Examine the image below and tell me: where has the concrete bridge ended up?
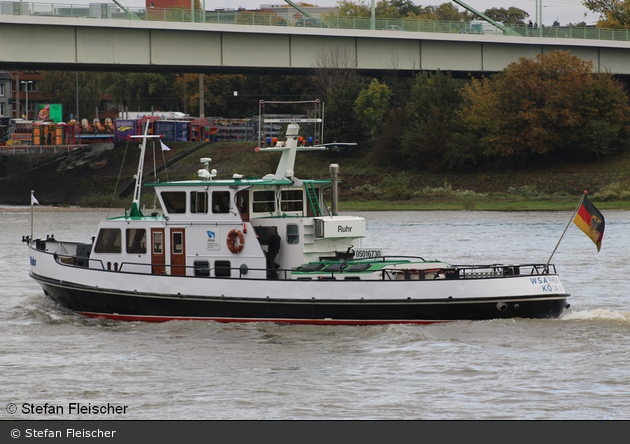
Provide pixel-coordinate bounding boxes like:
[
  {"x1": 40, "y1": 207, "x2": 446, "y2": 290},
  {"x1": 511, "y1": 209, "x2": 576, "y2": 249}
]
[{"x1": 2, "y1": 14, "x2": 630, "y2": 77}]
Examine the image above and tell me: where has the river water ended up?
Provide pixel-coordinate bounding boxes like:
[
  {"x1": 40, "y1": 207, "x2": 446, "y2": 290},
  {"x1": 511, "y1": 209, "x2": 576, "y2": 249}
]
[{"x1": 1, "y1": 208, "x2": 629, "y2": 420}]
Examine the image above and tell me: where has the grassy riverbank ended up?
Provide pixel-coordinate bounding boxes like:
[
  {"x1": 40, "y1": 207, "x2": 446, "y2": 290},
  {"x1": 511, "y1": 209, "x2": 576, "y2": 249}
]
[
  {"x1": 1, "y1": 141, "x2": 630, "y2": 211},
  {"x1": 339, "y1": 196, "x2": 630, "y2": 212}
]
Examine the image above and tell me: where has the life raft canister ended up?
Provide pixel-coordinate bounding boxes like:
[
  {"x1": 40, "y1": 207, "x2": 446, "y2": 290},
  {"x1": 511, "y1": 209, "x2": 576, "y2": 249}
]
[{"x1": 227, "y1": 229, "x2": 244, "y2": 254}]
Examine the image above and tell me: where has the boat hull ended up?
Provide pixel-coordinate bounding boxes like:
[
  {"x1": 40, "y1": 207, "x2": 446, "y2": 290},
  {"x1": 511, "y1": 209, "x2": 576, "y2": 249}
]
[{"x1": 34, "y1": 274, "x2": 568, "y2": 325}]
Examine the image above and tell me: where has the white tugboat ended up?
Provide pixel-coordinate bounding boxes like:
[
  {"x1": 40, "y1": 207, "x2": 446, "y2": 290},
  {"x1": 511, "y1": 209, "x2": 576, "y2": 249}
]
[{"x1": 25, "y1": 104, "x2": 570, "y2": 325}]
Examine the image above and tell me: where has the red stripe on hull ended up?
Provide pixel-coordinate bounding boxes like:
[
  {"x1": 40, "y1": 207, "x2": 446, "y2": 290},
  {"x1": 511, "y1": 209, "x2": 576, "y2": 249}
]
[{"x1": 78, "y1": 311, "x2": 451, "y2": 326}]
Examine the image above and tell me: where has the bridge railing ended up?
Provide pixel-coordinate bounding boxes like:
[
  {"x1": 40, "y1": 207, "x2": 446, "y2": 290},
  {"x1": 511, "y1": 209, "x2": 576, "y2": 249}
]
[{"x1": 3, "y1": 2, "x2": 630, "y2": 43}]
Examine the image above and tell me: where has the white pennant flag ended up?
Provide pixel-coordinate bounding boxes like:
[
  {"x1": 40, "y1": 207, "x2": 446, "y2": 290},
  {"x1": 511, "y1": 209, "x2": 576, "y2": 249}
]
[
  {"x1": 160, "y1": 140, "x2": 171, "y2": 152},
  {"x1": 31, "y1": 193, "x2": 39, "y2": 205}
]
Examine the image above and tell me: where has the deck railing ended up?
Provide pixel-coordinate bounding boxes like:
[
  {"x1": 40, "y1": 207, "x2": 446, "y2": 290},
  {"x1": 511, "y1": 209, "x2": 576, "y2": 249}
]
[
  {"x1": 3, "y1": 2, "x2": 630, "y2": 43},
  {"x1": 48, "y1": 247, "x2": 557, "y2": 283}
]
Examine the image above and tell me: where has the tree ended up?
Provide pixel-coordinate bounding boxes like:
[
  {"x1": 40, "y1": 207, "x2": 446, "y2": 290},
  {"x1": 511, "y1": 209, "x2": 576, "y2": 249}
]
[
  {"x1": 401, "y1": 70, "x2": 465, "y2": 170},
  {"x1": 387, "y1": 0, "x2": 422, "y2": 17},
  {"x1": 38, "y1": 71, "x2": 102, "y2": 122},
  {"x1": 307, "y1": 46, "x2": 366, "y2": 146},
  {"x1": 323, "y1": 81, "x2": 367, "y2": 148},
  {"x1": 105, "y1": 73, "x2": 179, "y2": 113},
  {"x1": 333, "y1": 1, "x2": 420, "y2": 18},
  {"x1": 583, "y1": 0, "x2": 630, "y2": 28},
  {"x1": 370, "y1": 106, "x2": 409, "y2": 166},
  {"x1": 333, "y1": 0, "x2": 371, "y2": 17},
  {"x1": 483, "y1": 7, "x2": 529, "y2": 24},
  {"x1": 579, "y1": 73, "x2": 630, "y2": 160},
  {"x1": 433, "y1": 3, "x2": 467, "y2": 21},
  {"x1": 376, "y1": 0, "x2": 422, "y2": 18},
  {"x1": 172, "y1": 74, "x2": 250, "y2": 117},
  {"x1": 354, "y1": 79, "x2": 392, "y2": 136},
  {"x1": 249, "y1": 74, "x2": 315, "y2": 112},
  {"x1": 309, "y1": 46, "x2": 360, "y2": 103},
  {"x1": 457, "y1": 51, "x2": 630, "y2": 166},
  {"x1": 331, "y1": 1, "x2": 469, "y2": 20}
]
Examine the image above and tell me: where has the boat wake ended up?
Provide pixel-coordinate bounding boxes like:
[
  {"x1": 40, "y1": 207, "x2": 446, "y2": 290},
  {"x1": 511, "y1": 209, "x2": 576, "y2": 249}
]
[
  {"x1": 561, "y1": 308, "x2": 630, "y2": 324},
  {"x1": 27, "y1": 296, "x2": 93, "y2": 325}
]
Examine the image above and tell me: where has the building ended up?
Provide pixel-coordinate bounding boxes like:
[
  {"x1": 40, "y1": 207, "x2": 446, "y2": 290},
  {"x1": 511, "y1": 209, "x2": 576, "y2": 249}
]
[
  {"x1": 0, "y1": 71, "x2": 12, "y2": 118},
  {"x1": 0, "y1": 70, "x2": 45, "y2": 120},
  {"x1": 146, "y1": 0, "x2": 189, "y2": 9}
]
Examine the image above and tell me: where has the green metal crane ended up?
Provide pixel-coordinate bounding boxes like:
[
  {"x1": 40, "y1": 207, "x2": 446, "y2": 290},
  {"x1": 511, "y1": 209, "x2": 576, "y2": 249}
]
[
  {"x1": 451, "y1": 0, "x2": 521, "y2": 36},
  {"x1": 111, "y1": 0, "x2": 141, "y2": 20},
  {"x1": 283, "y1": 0, "x2": 318, "y2": 21}
]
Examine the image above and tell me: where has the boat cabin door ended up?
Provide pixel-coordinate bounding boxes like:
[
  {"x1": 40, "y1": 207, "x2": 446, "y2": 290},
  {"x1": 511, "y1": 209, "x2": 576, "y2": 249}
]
[
  {"x1": 170, "y1": 228, "x2": 186, "y2": 276},
  {"x1": 151, "y1": 228, "x2": 166, "y2": 275}
]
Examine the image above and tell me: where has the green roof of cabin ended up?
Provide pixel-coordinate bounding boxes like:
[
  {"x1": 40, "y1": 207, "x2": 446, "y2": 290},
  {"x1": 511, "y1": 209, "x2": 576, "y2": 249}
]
[{"x1": 144, "y1": 178, "x2": 332, "y2": 187}]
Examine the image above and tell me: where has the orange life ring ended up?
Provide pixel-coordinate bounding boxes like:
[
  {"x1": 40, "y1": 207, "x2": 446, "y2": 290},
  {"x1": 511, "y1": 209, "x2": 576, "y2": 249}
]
[{"x1": 227, "y1": 229, "x2": 244, "y2": 254}]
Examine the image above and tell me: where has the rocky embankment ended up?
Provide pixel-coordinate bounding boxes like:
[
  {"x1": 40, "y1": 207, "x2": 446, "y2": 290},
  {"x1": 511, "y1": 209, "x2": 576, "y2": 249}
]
[
  {"x1": 0, "y1": 143, "x2": 120, "y2": 206},
  {"x1": 0, "y1": 142, "x2": 212, "y2": 206}
]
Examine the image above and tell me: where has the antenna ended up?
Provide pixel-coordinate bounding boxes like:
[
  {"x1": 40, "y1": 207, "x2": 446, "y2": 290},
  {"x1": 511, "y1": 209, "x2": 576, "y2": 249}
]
[{"x1": 257, "y1": 99, "x2": 324, "y2": 149}]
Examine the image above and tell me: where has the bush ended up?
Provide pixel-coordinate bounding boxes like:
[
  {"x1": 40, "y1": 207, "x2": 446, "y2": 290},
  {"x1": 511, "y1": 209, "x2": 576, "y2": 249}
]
[
  {"x1": 379, "y1": 173, "x2": 413, "y2": 200},
  {"x1": 593, "y1": 181, "x2": 630, "y2": 201},
  {"x1": 508, "y1": 185, "x2": 539, "y2": 196},
  {"x1": 419, "y1": 182, "x2": 453, "y2": 196},
  {"x1": 415, "y1": 182, "x2": 486, "y2": 199},
  {"x1": 462, "y1": 200, "x2": 476, "y2": 210}
]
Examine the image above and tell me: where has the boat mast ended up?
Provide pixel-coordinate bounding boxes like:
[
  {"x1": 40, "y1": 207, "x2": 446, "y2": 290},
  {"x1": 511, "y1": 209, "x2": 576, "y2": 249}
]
[
  {"x1": 129, "y1": 118, "x2": 159, "y2": 217},
  {"x1": 256, "y1": 100, "x2": 326, "y2": 181},
  {"x1": 257, "y1": 122, "x2": 326, "y2": 181}
]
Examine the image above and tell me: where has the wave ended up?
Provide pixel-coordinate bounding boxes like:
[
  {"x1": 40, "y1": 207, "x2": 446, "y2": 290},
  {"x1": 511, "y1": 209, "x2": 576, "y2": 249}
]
[{"x1": 561, "y1": 308, "x2": 630, "y2": 323}]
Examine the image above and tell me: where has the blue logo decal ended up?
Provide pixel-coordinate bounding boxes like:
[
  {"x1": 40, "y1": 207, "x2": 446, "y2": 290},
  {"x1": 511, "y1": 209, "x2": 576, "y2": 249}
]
[
  {"x1": 30, "y1": 256, "x2": 36, "y2": 266},
  {"x1": 207, "y1": 231, "x2": 216, "y2": 239}
]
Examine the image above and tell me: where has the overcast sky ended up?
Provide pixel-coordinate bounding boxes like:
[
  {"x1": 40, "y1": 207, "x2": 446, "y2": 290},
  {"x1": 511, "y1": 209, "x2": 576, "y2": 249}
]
[{"x1": 95, "y1": 1, "x2": 600, "y2": 26}]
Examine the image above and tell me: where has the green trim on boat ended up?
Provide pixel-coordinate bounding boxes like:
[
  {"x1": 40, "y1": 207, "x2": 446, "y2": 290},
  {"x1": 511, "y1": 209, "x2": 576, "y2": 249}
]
[
  {"x1": 128, "y1": 202, "x2": 144, "y2": 218},
  {"x1": 292, "y1": 259, "x2": 447, "y2": 274},
  {"x1": 144, "y1": 179, "x2": 332, "y2": 188},
  {"x1": 145, "y1": 179, "x2": 294, "y2": 188}
]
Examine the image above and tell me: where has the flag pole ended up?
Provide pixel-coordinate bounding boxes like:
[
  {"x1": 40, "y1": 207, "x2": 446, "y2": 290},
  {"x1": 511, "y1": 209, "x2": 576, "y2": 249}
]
[
  {"x1": 30, "y1": 189, "x2": 35, "y2": 242},
  {"x1": 545, "y1": 191, "x2": 586, "y2": 271}
]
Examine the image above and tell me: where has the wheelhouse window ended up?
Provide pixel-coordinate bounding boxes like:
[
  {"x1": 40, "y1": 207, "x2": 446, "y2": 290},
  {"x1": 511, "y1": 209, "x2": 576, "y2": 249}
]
[
  {"x1": 212, "y1": 191, "x2": 231, "y2": 214},
  {"x1": 94, "y1": 228, "x2": 121, "y2": 253},
  {"x1": 191, "y1": 191, "x2": 208, "y2": 214},
  {"x1": 253, "y1": 190, "x2": 275, "y2": 213},
  {"x1": 281, "y1": 189, "x2": 303, "y2": 212},
  {"x1": 287, "y1": 224, "x2": 299, "y2": 244},
  {"x1": 126, "y1": 228, "x2": 147, "y2": 254},
  {"x1": 161, "y1": 191, "x2": 186, "y2": 214}
]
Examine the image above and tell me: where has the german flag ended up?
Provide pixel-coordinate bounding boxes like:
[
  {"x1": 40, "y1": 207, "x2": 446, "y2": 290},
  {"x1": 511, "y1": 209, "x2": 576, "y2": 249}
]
[{"x1": 573, "y1": 193, "x2": 605, "y2": 252}]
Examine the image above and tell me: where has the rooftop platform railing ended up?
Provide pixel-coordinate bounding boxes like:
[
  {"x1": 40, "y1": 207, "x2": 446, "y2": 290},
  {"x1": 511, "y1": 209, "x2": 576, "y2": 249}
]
[{"x1": 3, "y1": 2, "x2": 630, "y2": 42}]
